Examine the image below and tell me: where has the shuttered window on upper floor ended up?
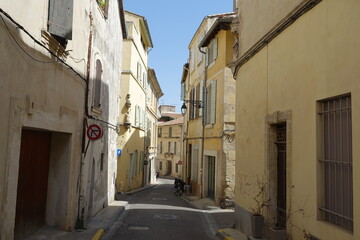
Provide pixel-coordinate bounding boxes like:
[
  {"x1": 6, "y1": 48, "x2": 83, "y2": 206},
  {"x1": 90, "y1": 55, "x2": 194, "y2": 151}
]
[
  {"x1": 48, "y1": 0, "x2": 73, "y2": 43},
  {"x1": 97, "y1": 0, "x2": 110, "y2": 18}
]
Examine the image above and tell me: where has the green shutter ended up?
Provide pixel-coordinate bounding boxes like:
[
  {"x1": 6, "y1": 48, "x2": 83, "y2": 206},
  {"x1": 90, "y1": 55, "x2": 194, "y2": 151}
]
[{"x1": 210, "y1": 80, "x2": 217, "y2": 124}]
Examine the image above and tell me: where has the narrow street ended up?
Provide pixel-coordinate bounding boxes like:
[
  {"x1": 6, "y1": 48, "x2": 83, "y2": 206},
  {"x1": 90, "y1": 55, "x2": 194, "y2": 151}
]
[{"x1": 105, "y1": 178, "x2": 218, "y2": 240}]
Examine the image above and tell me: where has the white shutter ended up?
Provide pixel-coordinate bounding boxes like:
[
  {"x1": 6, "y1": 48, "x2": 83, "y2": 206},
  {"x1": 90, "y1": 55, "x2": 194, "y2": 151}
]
[
  {"x1": 213, "y1": 38, "x2": 218, "y2": 61},
  {"x1": 137, "y1": 62, "x2": 141, "y2": 81},
  {"x1": 205, "y1": 48, "x2": 209, "y2": 66},
  {"x1": 210, "y1": 80, "x2": 217, "y2": 124},
  {"x1": 135, "y1": 105, "x2": 139, "y2": 127}
]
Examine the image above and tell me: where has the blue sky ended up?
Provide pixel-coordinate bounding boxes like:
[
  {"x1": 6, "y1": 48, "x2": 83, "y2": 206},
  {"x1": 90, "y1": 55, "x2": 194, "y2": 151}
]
[{"x1": 123, "y1": 0, "x2": 233, "y2": 112}]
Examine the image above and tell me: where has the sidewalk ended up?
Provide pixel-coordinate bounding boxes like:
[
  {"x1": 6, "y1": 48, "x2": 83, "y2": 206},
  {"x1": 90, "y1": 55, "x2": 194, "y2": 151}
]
[
  {"x1": 181, "y1": 194, "x2": 268, "y2": 240},
  {"x1": 25, "y1": 201, "x2": 128, "y2": 240},
  {"x1": 25, "y1": 184, "x2": 157, "y2": 240}
]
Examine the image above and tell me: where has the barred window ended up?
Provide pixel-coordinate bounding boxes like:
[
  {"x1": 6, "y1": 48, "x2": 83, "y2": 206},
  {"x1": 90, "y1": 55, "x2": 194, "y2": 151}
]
[{"x1": 318, "y1": 94, "x2": 353, "y2": 231}]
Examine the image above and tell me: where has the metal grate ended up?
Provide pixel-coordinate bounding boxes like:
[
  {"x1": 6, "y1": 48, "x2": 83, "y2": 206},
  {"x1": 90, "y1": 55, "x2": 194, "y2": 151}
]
[{"x1": 318, "y1": 94, "x2": 353, "y2": 231}]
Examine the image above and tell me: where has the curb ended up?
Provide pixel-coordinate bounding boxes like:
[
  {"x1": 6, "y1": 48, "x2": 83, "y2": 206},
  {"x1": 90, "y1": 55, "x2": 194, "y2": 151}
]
[
  {"x1": 92, "y1": 229, "x2": 105, "y2": 240},
  {"x1": 124, "y1": 184, "x2": 158, "y2": 195},
  {"x1": 216, "y1": 229, "x2": 234, "y2": 240}
]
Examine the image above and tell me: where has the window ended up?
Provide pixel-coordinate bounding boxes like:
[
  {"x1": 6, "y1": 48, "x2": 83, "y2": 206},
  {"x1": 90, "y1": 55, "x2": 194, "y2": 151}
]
[
  {"x1": 197, "y1": 32, "x2": 204, "y2": 64},
  {"x1": 160, "y1": 161, "x2": 163, "y2": 170},
  {"x1": 318, "y1": 94, "x2": 352, "y2": 231},
  {"x1": 206, "y1": 80, "x2": 217, "y2": 124},
  {"x1": 175, "y1": 164, "x2": 179, "y2": 173},
  {"x1": 160, "y1": 142, "x2": 163, "y2": 153},
  {"x1": 94, "y1": 59, "x2": 102, "y2": 108},
  {"x1": 125, "y1": 21, "x2": 134, "y2": 38},
  {"x1": 174, "y1": 142, "x2": 177, "y2": 154},
  {"x1": 137, "y1": 62, "x2": 142, "y2": 83},
  {"x1": 195, "y1": 83, "x2": 200, "y2": 118},
  {"x1": 206, "y1": 38, "x2": 218, "y2": 66},
  {"x1": 191, "y1": 146, "x2": 199, "y2": 181},
  {"x1": 96, "y1": 0, "x2": 109, "y2": 18},
  {"x1": 168, "y1": 142, "x2": 171, "y2": 153},
  {"x1": 100, "y1": 153, "x2": 104, "y2": 171},
  {"x1": 158, "y1": 128, "x2": 162, "y2": 137},
  {"x1": 181, "y1": 82, "x2": 185, "y2": 101},
  {"x1": 169, "y1": 127, "x2": 172, "y2": 137},
  {"x1": 48, "y1": 0, "x2": 73, "y2": 47}
]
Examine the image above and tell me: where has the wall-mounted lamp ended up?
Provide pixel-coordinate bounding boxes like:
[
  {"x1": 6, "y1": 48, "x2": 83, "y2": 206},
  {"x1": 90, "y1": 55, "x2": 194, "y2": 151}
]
[{"x1": 181, "y1": 100, "x2": 203, "y2": 115}]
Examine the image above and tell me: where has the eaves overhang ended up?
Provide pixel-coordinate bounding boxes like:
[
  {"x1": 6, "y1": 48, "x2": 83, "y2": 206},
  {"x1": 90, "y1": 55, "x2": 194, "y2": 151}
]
[
  {"x1": 140, "y1": 18, "x2": 154, "y2": 48},
  {"x1": 199, "y1": 16, "x2": 235, "y2": 48}
]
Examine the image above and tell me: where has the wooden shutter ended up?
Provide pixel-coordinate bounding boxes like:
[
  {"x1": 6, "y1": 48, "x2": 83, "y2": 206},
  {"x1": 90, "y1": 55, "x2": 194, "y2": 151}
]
[
  {"x1": 94, "y1": 60, "x2": 102, "y2": 108},
  {"x1": 205, "y1": 48, "x2": 209, "y2": 66},
  {"x1": 135, "y1": 105, "x2": 139, "y2": 127},
  {"x1": 213, "y1": 38, "x2": 218, "y2": 61},
  {"x1": 210, "y1": 80, "x2": 217, "y2": 124},
  {"x1": 48, "y1": 0, "x2": 74, "y2": 39}
]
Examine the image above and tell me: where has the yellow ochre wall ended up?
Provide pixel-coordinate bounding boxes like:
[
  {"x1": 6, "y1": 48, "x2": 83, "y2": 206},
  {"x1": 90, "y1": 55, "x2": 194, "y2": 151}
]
[{"x1": 234, "y1": 0, "x2": 360, "y2": 239}]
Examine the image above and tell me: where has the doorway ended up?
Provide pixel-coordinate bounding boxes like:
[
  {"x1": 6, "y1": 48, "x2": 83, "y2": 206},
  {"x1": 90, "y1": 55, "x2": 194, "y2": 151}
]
[
  {"x1": 167, "y1": 160, "x2": 172, "y2": 175},
  {"x1": 276, "y1": 124, "x2": 286, "y2": 228},
  {"x1": 207, "y1": 156, "x2": 216, "y2": 199},
  {"x1": 14, "y1": 129, "x2": 52, "y2": 240}
]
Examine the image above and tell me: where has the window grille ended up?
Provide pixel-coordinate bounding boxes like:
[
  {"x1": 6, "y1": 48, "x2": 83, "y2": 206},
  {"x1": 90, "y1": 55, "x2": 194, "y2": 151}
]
[{"x1": 318, "y1": 94, "x2": 353, "y2": 231}]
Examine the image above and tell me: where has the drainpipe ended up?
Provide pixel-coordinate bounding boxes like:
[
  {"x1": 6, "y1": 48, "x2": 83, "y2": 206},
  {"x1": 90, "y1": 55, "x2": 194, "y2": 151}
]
[
  {"x1": 182, "y1": 65, "x2": 190, "y2": 185},
  {"x1": 78, "y1": 9, "x2": 93, "y2": 228},
  {"x1": 199, "y1": 46, "x2": 207, "y2": 199}
]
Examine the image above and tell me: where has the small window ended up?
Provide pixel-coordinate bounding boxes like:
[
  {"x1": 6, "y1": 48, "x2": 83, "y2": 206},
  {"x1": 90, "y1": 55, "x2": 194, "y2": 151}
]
[
  {"x1": 175, "y1": 164, "x2": 179, "y2": 173},
  {"x1": 158, "y1": 128, "x2": 162, "y2": 137},
  {"x1": 206, "y1": 38, "x2": 218, "y2": 66},
  {"x1": 160, "y1": 142, "x2": 163, "y2": 153},
  {"x1": 174, "y1": 142, "x2": 177, "y2": 154},
  {"x1": 168, "y1": 142, "x2": 171, "y2": 153},
  {"x1": 94, "y1": 60, "x2": 102, "y2": 108},
  {"x1": 169, "y1": 127, "x2": 172, "y2": 137},
  {"x1": 159, "y1": 161, "x2": 163, "y2": 170},
  {"x1": 97, "y1": 0, "x2": 109, "y2": 18},
  {"x1": 100, "y1": 153, "x2": 104, "y2": 171}
]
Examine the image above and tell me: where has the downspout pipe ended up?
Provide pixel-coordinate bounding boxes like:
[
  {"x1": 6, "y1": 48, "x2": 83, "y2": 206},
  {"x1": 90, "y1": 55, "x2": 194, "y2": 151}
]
[{"x1": 199, "y1": 46, "x2": 207, "y2": 199}]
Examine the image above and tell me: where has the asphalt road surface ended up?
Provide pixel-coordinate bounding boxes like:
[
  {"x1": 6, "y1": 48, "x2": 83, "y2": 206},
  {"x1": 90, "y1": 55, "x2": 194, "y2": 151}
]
[{"x1": 105, "y1": 178, "x2": 218, "y2": 240}]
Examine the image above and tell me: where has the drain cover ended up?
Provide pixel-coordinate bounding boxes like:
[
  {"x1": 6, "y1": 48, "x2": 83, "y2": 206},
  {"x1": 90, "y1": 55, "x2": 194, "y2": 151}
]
[
  {"x1": 154, "y1": 214, "x2": 179, "y2": 220},
  {"x1": 128, "y1": 225, "x2": 149, "y2": 231}
]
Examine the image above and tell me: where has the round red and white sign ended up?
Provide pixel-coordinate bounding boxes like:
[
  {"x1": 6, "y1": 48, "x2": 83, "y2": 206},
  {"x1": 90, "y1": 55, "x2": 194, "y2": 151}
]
[
  {"x1": 178, "y1": 160, "x2": 183, "y2": 165},
  {"x1": 87, "y1": 124, "x2": 102, "y2": 140}
]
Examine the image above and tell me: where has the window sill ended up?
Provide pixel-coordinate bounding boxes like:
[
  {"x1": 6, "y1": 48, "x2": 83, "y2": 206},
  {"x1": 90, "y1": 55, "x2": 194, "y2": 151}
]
[
  {"x1": 91, "y1": 106, "x2": 102, "y2": 117},
  {"x1": 205, "y1": 124, "x2": 214, "y2": 129}
]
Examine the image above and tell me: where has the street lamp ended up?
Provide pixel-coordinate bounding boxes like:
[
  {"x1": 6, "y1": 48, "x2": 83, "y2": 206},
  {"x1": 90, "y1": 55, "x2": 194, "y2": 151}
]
[{"x1": 181, "y1": 100, "x2": 203, "y2": 115}]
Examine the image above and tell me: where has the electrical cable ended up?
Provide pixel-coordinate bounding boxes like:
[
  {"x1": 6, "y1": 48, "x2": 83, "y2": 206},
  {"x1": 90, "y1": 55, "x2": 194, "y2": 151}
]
[
  {"x1": 0, "y1": 8, "x2": 119, "y2": 131},
  {"x1": 0, "y1": 14, "x2": 56, "y2": 64},
  {"x1": 0, "y1": 8, "x2": 86, "y2": 82}
]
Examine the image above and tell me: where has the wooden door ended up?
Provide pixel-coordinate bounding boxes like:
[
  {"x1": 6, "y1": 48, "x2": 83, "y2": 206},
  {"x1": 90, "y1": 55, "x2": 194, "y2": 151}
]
[
  {"x1": 14, "y1": 129, "x2": 51, "y2": 240},
  {"x1": 276, "y1": 124, "x2": 286, "y2": 228},
  {"x1": 207, "y1": 156, "x2": 215, "y2": 199}
]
